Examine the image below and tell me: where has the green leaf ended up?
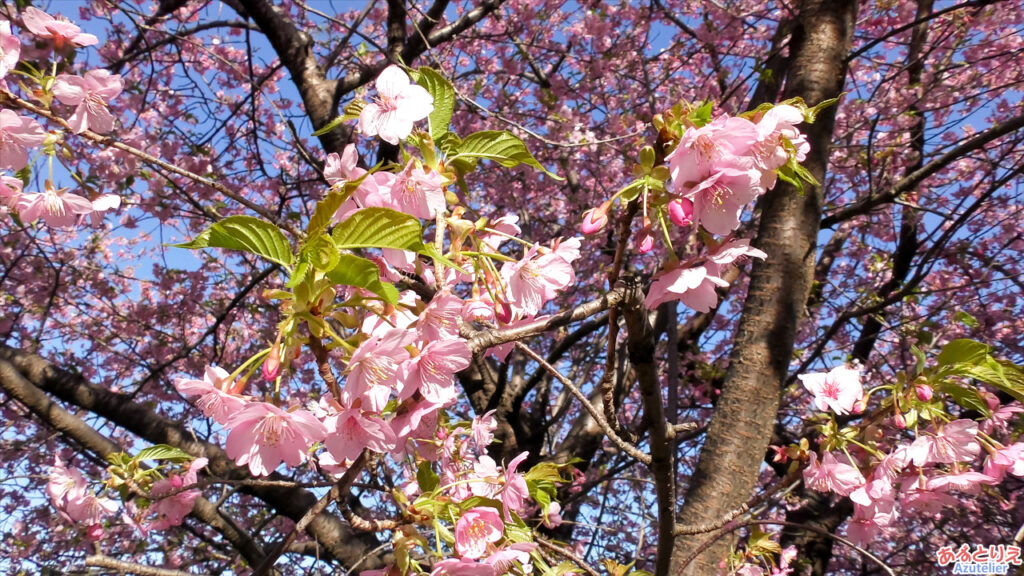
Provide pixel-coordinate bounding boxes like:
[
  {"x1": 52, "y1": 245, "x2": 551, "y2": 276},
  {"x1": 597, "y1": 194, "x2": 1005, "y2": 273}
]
[
  {"x1": 332, "y1": 207, "x2": 426, "y2": 252},
  {"x1": 417, "y1": 67, "x2": 455, "y2": 139},
  {"x1": 312, "y1": 115, "x2": 346, "y2": 137},
  {"x1": 306, "y1": 191, "x2": 346, "y2": 238},
  {"x1": 805, "y1": 95, "x2": 841, "y2": 124},
  {"x1": 136, "y1": 444, "x2": 193, "y2": 463},
  {"x1": 174, "y1": 216, "x2": 293, "y2": 268},
  {"x1": 325, "y1": 254, "x2": 400, "y2": 304},
  {"x1": 453, "y1": 130, "x2": 562, "y2": 179},
  {"x1": 955, "y1": 311, "x2": 979, "y2": 328},
  {"x1": 936, "y1": 382, "x2": 992, "y2": 417},
  {"x1": 416, "y1": 461, "x2": 440, "y2": 492},
  {"x1": 775, "y1": 164, "x2": 804, "y2": 194},
  {"x1": 937, "y1": 339, "x2": 991, "y2": 367},
  {"x1": 286, "y1": 260, "x2": 310, "y2": 288},
  {"x1": 689, "y1": 100, "x2": 714, "y2": 127}
]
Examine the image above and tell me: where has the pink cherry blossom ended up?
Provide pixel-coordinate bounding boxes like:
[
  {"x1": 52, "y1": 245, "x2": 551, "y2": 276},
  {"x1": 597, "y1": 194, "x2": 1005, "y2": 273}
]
[
  {"x1": 477, "y1": 215, "x2": 521, "y2": 253},
  {"x1": 430, "y1": 558, "x2": 495, "y2": 576},
  {"x1": 417, "y1": 292, "x2": 464, "y2": 341},
  {"x1": 383, "y1": 161, "x2": 447, "y2": 219},
  {"x1": 500, "y1": 451, "x2": 530, "y2": 521},
  {"x1": 484, "y1": 543, "x2": 536, "y2": 572},
  {"x1": 454, "y1": 506, "x2": 504, "y2": 559},
  {"x1": 501, "y1": 246, "x2": 575, "y2": 317},
  {"x1": 983, "y1": 442, "x2": 1024, "y2": 481},
  {"x1": 0, "y1": 173, "x2": 23, "y2": 211},
  {"x1": 359, "y1": 65, "x2": 433, "y2": 144},
  {"x1": 147, "y1": 458, "x2": 208, "y2": 531},
  {"x1": 581, "y1": 206, "x2": 608, "y2": 234},
  {"x1": 223, "y1": 403, "x2": 326, "y2": 476},
  {"x1": 907, "y1": 419, "x2": 981, "y2": 467},
  {"x1": 751, "y1": 104, "x2": 808, "y2": 172},
  {"x1": 0, "y1": 109, "x2": 47, "y2": 171},
  {"x1": 803, "y1": 451, "x2": 865, "y2": 496},
  {"x1": 681, "y1": 167, "x2": 764, "y2": 235},
  {"x1": 0, "y1": 21, "x2": 20, "y2": 80},
  {"x1": 324, "y1": 405, "x2": 397, "y2": 461},
  {"x1": 798, "y1": 364, "x2": 863, "y2": 415},
  {"x1": 400, "y1": 338, "x2": 472, "y2": 404},
  {"x1": 667, "y1": 197, "x2": 694, "y2": 226},
  {"x1": 645, "y1": 239, "x2": 767, "y2": 310},
  {"x1": 48, "y1": 456, "x2": 117, "y2": 531},
  {"x1": 18, "y1": 182, "x2": 94, "y2": 228},
  {"x1": 52, "y1": 70, "x2": 124, "y2": 134},
  {"x1": 343, "y1": 327, "x2": 412, "y2": 412},
  {"x1": 174, "y1": 366, "x2": 247, "y2": 425},
  {"x1": 667, "y1": 114, "x2": 758, "y2": 188},
  {"x1": 925, "y1": 471, "x2": 997, "y2": 494},
  {"x1": 21, "y1": 7, "x2": 99, "y2": 48}
]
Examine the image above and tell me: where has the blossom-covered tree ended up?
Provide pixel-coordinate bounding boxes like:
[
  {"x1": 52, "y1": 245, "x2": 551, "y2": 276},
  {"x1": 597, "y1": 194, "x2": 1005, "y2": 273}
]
[{"x1": 1, "y1": 1, "x2": 1022, "y2": 576}]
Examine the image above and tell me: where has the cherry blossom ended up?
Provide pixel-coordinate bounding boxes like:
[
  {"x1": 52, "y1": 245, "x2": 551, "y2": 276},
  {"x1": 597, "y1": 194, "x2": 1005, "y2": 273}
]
[
  {"x1": 0, "y1": 109, "x2": 46, "y2": 171},
  {"x1": 173, "y1": 366, "x2": 247, "y2": 425},
  {"x1": 52, "y1": 70, "x2": 124, "y2": 134},
  {"x1": 147, "y1": 458, "x2": 208, "y2": 531},
  {"x1": 0, "y1": 21, "x2": 20, "y2": 80},
  {"x1": 803, "y1": 452, "x2": 865, "y2": 496},
  {"x1": 17, "y1": 181, "x2": 94, "y2": 228},
  {"x1": 359, "y1": 65, "x2": 433, "y2": 145},
  {"x1": 798, "y1": 364, "x2": 863, "y2": 415},
  {"x1": 455, "y1": 506, "x2": 504, "y2": 559},
  {"x1": 907, "y1": 419, "x2": 981, "y2": 466},
  {"x1": 223, "y1": 403, "x2": 327, "y2": 476},
  {"x1": 20, "y1": 7, "x2": 99, "y2": 48},
  {"x1": 645, "y1": 239, "x2": 767, "y2": 310}
]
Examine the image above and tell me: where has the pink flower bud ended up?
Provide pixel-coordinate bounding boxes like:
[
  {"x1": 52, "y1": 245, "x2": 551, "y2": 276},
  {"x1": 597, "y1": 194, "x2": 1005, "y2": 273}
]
[
  {"x1": 581, "y1": 206, "x2": 608, "y2": 235},
  {"x1": 262, "y1": 343, "x2": 281, "y2": 381},
  {"x1": 915, "y1": 384, "x2": 933, "y2": 402},
  {"x1": 667, "y1": 198, "x2": 693, "y2": 226},
  {"x1": 893, "y1": 413, "x2": 907, "y2": 429},
  {"x1": 637, "y1": 228, "x2": 654, "y2": 254},
  {"x1": 495, "y1": 299, "x2": 513, "y2": 324}
]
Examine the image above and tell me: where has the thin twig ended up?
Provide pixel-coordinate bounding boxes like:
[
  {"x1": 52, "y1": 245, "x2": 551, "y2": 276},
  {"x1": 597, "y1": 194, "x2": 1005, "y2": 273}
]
[
  {"x1": 253, "y1": 451, "x2": 368, "y2": 576},
  {"x1": 513, "y1": 342, "x2": 650, "y2": 465},
  {"x1": 86, "y1": 556, "x2": 208, "y2": 576}
]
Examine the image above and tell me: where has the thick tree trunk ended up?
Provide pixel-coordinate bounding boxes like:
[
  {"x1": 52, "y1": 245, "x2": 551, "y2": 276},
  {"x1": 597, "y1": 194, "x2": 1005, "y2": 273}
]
[{"x1": 670, "y1": 0, "x2": 857, "y2": 573}]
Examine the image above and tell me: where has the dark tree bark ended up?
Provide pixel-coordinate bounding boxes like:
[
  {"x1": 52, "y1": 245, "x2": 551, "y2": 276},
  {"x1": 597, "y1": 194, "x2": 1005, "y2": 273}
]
[{"x1": 671, "y1": 0, "x2": 858, "y2": 572}]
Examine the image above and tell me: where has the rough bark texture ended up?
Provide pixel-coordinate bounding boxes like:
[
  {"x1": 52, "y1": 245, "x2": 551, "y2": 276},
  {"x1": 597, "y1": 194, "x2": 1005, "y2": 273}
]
[{"x1": 670, "y1": 0, "x2": 858, "y2": 572}]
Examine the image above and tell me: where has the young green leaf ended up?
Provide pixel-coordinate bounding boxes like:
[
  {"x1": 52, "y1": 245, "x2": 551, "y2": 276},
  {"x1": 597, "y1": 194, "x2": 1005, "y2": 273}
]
[
  {"x1": 332, "y1": 207, "x2": 427, "y2": 252},
  {"x1": 453, "y1": 130, "x2": 563, "y2": 179},
  {"x1": 416, "y1": 67, "x2": 455, "y2": 139},
  {"x1": 135, "y1": 444, "x2": 194, "y2": 463},
  {"x1": 173, "y1": 216, "x2": 293, "y2": 268},
  {"x1": 325, "y1": 254, "x2": 400, "y2": 304}
]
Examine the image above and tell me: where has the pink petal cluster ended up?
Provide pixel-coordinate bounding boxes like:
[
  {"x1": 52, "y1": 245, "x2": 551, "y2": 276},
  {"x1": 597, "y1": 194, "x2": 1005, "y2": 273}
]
[
  {"x1": 0, "y1": 109, "x2": 47, "y2": 171},
  {"x1": 359, "y1": 65, "x2": 433, "y2": 144},
  {"x1": 18, "y1": 181, "x2": 94, "y2": 227},
  {"x1": 21, "y1": 7, "x2": 99, "y2": 48},
  {"x1": 798, "y1": 364, "x2": 863, "y2": 415},
  {"x1": 53, "y1": 70, "x2": 124, "y2": 134},
  {"x1": 174, "y1": 366, "x2": 247, "y2": 425},
  {"x1": 500, "y1": 241, "x2": 580, "y2": 317},
  {"x1": 455, "y1": 507, "x2": 504, "y2": 559},
  {"x1": 47, "y1": 456, "x2": 118, "y2": 539},
  {"x1": 223, "y1": 402, "x2": 327, "y2": 476},
  {"x1": 0, "y1": 21, "x2": 21, "y2": 81},
  {"x1": 147, "y1": 458, "x2": 208, "y2": 531},
  {"x1": 645, "y1": 239, "x2": 766, "y2": 310},
  {"x1": 803, "y1": 452, "x2": 865, "y2": 496}
]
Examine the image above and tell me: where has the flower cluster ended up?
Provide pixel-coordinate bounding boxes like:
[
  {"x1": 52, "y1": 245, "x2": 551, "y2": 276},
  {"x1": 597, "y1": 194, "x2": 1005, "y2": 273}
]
[
  {"x1": 0, "y1": 7, "x2": 123, "y2": 228},
  {"x1": 46, "y1": 456, "x2": 118, "y2": 541}
]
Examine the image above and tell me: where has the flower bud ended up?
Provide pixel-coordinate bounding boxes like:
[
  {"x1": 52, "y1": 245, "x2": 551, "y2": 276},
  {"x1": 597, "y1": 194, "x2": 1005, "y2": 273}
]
[
  {"x1": 262, "y1": 342, "x2": 281, "y2": 381},
  {"x1": 915, "y1": 384, "x2": 933, "y2": 402},
  {"x1": 893, "y1": 413, "x2": 907, "y2": 429},
  {"x1": 637, "y1": 226, "x2": 654, "y2": 254},
  {"x1": 667, "y1": 198, "x2": 694, "y2": 226},
  {"x1": 580, "y1": 206, "x2": 608, "y2": 235},
  {"x1": 495, "y1": 299, "x2": 513, "y2": 324}
]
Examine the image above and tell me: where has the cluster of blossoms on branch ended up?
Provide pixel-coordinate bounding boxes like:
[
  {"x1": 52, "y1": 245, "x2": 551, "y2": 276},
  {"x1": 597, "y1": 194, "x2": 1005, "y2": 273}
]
[
  {"x1": 0, "y1": 8, "x2": 122, "y2": 228},
  {"x1": 788, "y1": 349, "x2": 1024, "y2": 546},
  {"x1": 579, "y1": 100, "x2": 820, "y2": 313}
]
